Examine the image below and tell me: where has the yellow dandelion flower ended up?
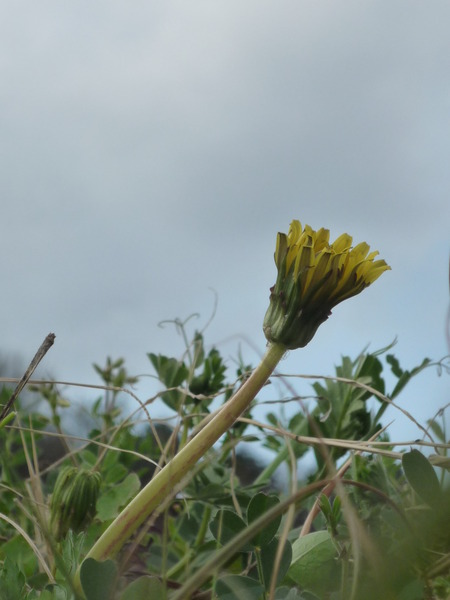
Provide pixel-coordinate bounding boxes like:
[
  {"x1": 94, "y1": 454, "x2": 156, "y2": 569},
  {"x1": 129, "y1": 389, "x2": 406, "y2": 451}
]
[{"x1": 263, "y1": 220, "x2": 390, "y2": 349}]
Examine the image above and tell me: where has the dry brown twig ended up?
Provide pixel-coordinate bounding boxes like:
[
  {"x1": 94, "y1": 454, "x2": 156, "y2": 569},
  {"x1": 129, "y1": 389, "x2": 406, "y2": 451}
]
[{"x1": 0, "y1": 333, "x2": 55, "y2": 422}]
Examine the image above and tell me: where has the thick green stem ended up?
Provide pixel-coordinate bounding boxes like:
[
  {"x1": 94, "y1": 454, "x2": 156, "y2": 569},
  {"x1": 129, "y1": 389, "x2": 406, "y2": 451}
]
[{"x1": 74, "y1": 343, "x2": 285, "y2": 592}]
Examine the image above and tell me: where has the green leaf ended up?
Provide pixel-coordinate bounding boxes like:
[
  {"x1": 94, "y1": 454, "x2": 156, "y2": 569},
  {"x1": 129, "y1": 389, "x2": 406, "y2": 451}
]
[
  {"x1": 402, "y1": 450, "x2": 441, "y2": 507},
  {"x1": 274, "y1": 587, "x2": 315, "y2": 599},
  {"x1": 266, "y1": 412, "x2": 279, "y2": 427},
  {"x1": 247, "y1": 493, "x2": 281, "y2": 547},
  {"x1": 209, "y1": 509, "x2": 252, "y2": 551},
  {"x1": 96, "y1": 473, "x2": 140, "y2": 521},
  {"x1": 103, "y1": 462, "x2": 128, "y2": 485},
  {"x1": 426, "y1": 419, "x2": 445, "y2": 442},
  {"x1": 0, "y1": 557, "x2": 26, "y2": 600},
  {"x1": 318, "y1": 494, "x2": 332, "y2": 519},
  {"x1": 0, "y1": 535, "x2": 37, "y2": 578},
  {"x1": 58, "y1": 531, "x2": 86, "y2": 578},
  {"x1": 119, "y1": 576, "x2": 164, "y2": 599},
  {"x1": 396, "y1": 579, "x2": 425, "y2": 600},
  {"x1": 358, "y1": 354, "x2": 385, "y2": 397},
  {"x1": 148, "y1": 353, "x2": 188, "y2": 388},
  {"x1": 32, "y1": 592, "x2": 52, "y2": 600},
  {"x1": 288, "y1": 531, "x2": 340, "y2": 595},
  {"x1": 189, "y1": 348, "x2": 226, "y2": 398},
  {"x1": 148, "y1": 353, "x2": 189, "y2": 410},
  {"x1": 26, "y1": 591, "x2": 43, "y2": 600},
  {"x1": 216, "y1": 575, "x2": 264, "y2": 600},
  {"x1": 189, "y1": 483, "x2": 231, "y2": 501},
  {"x1": 386, "y1": 354, "x2": 403, "y2": 378},
  {"x1": 259, "y1": 537, "x2": 292, "y2": 589},
  {"x1": 40, "y1": 584, "x2": 68, "y2": 600},
  {"x1": 79, "y1": 449, "x2": 97, "y2": 467},
  {"x1": 80, "y1": 558, "x2": 117, "y2": 600},
  {"x1": 191, "y1": 331, "x2": 205, "y2": 370},
  {"x1": 388, "y1": 356, "x2": 431, "y2": 398},
  {"x1": 331, "y1": 496, "x2": 341, "y2": 523}
]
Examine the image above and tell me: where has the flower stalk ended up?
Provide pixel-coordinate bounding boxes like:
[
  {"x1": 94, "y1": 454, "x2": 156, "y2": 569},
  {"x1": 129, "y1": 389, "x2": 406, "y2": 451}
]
[{"x1": 74, "y1": 342, "x2": 286, "y2": 593}]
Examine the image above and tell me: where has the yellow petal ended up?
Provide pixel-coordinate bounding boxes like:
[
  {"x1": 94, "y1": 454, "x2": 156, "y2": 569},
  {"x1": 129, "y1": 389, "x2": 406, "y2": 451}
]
[
  {"x1": 314, "y1": 228, "x2": 330, "y2": 252},
  {"x1": 288, "y1": 220, "x2": 302, "y2": 244},
  {"x1": 359, "y1": 260, "x2": 391, "y2": 284},
  {"x1": 332, "y1": 233, "x2": 353, "y2": 253},
  {"x1": 293, "y1": 238, "x2": 314, "y2": 279},
  {"x1": 351, "y1": 242, "x2": 370, "y2": 261}
]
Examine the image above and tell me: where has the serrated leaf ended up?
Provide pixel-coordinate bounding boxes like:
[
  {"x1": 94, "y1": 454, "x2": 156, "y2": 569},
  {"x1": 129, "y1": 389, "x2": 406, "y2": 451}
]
[
  {"x1": 0, "y1": 557, "x2": 26, "y2": 600},
  {"x1": 386, "y1": 354, "x2": 403, "y2": 378},
  {"x1": 189, "y1": 348, "x2": 226, "y2": 398},
  {"x1": 402, "y1": 450, "x2": 441, "y2": 507},
  {"x1": 148, "y1": 353, "x2": 188, "y2": 388},
  {"x1": 147, "y1": 353, "x2": 189, "y2": 410},
  {"x1": 389, "y1": 357, "x2": 431, "y2": 399}
]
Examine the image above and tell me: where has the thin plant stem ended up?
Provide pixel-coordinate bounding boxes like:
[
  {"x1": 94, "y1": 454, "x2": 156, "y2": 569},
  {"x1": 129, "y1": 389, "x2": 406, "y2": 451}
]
[
  {"x1": 194, "y1": 505, "x2": 212, "y2": 548},
  {"x1": 254, "y1": 416, "x2": 308, "y2": 485}
]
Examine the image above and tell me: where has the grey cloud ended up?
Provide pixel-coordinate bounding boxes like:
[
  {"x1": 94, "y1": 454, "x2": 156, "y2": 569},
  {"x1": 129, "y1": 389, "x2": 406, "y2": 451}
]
[{"x1": 1, "y1": 1, "x2": 448, "y2": 438}]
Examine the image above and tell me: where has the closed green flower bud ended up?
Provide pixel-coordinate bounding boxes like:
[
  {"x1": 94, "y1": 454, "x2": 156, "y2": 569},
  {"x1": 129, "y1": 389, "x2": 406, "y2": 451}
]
[
  {"x1": 50, "y1": 466, "x2": 102, "y2": 540},
  {"x1": 263, "y1": 220, "x2": 390, "y2": 349}
]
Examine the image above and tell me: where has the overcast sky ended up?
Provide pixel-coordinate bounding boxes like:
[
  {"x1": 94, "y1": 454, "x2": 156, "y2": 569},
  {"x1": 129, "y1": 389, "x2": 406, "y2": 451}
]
[{"x1": 1, "y1": 1, "x2": 449, "y2": 442}]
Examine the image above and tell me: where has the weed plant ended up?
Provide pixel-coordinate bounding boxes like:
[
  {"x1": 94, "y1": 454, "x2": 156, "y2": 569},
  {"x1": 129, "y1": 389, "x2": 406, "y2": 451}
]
[{"x1": 0, "y1": 220, "x2": 448, "y2": 599}]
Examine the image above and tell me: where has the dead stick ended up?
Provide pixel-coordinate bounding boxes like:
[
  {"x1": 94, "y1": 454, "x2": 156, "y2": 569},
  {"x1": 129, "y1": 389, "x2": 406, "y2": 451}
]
[{"x1": 0, "y1": 333, "x2": 55, "y2": 421}]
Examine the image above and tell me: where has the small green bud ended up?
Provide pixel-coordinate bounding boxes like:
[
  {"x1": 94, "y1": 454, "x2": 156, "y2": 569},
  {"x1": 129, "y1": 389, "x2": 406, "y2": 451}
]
[{"x1": 50, "y1": 467, "x2": 102, "y2": 540}]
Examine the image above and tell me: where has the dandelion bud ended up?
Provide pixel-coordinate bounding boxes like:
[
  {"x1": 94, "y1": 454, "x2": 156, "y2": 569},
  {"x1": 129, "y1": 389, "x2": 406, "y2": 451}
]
[
  {"x1": 263, "y1": 220, "x2": 390, "y2": 349},
  {"x1": 50, "y1": 466, "x2": 102, "y2": 540}
]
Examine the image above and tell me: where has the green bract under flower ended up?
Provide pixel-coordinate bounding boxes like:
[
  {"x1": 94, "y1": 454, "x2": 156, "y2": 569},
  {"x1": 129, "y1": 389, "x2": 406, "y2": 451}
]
[{"x1": 263, "y1": 220, "x2": 390, "y2": 349}]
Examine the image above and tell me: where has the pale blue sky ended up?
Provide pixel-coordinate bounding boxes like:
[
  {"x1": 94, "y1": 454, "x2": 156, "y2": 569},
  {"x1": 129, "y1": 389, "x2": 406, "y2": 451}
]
[{"x1": 1, "y1": 1, "x2": 449, "y2": 442}]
